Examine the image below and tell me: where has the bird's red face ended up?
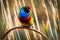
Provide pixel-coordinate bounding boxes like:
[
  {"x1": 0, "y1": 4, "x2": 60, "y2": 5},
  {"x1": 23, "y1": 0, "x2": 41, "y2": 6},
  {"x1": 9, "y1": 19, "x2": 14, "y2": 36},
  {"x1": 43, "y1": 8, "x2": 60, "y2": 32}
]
[
  {"x1": 26, "y1": 6, "x2": 30, "y2": 9},
  {"x1": 23, "y1": 6, "x2": 32, "y2": 13},
  {"x1": 26, "y1": 6, "x2": 32, "y2": 11}
]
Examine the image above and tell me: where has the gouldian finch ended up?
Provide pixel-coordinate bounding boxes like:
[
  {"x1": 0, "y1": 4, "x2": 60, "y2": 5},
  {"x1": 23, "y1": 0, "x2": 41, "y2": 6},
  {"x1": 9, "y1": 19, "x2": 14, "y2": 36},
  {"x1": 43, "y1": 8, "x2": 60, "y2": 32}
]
[{"x1": 19, "y1": 6, "x2": 34, "y2": 28}]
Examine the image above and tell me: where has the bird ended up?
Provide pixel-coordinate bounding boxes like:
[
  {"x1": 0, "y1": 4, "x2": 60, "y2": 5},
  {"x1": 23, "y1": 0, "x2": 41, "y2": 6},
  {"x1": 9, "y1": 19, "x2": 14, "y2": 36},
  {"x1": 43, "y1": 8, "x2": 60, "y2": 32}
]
[{"x1": 18, "y1": 6, "x2": 34, "y2": 28}]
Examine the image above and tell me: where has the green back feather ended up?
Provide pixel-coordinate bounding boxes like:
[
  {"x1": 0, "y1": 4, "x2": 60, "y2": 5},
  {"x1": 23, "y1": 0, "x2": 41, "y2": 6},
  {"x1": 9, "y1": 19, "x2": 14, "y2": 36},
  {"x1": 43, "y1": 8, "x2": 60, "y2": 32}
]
[{"x1": 30, "y1": 12, "x2": 34, "y2": 21}]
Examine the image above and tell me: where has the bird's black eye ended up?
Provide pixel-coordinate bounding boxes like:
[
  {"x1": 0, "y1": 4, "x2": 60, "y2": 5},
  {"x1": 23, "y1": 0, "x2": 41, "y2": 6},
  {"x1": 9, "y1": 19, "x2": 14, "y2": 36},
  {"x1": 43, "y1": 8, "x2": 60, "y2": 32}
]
[{"x1": 24, "y1": 8, "x2": 29, "y2": 13}]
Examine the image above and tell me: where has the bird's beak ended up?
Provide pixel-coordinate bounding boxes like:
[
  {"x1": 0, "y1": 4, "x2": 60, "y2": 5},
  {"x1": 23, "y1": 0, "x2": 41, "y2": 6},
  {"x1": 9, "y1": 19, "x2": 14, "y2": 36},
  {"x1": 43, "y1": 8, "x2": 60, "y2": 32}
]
[{"x1": 29, "y1": 8, "x2": 32, "y2": 11}]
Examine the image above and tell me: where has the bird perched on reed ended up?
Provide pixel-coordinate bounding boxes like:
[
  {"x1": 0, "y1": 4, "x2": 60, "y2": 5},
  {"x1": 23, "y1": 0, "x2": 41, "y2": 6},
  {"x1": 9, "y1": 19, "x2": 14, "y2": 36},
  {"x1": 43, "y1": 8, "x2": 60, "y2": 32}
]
[{"x1": 18, "y1": 6, "x2": 34, "y2": 28}]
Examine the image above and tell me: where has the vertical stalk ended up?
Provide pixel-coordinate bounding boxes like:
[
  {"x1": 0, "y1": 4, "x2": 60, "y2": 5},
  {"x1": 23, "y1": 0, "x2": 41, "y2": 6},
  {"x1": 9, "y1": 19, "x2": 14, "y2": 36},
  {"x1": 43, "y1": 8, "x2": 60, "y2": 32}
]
[
  {"x1": 5, "y1": 0, "x2": 14, "y2": 40},
  {"x1": 40, "y1": 0, "x2": 55, "y2": 39},
  {"x1": 31, "y1": 0, "x2": 42, "y2": 40}
]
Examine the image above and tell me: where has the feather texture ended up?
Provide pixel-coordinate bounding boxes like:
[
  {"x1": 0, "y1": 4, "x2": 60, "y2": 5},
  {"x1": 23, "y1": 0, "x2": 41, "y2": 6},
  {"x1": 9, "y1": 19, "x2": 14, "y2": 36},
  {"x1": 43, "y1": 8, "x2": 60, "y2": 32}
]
[{"x1": 19, "y1": 6, "x2": 34, "y2": 27}]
